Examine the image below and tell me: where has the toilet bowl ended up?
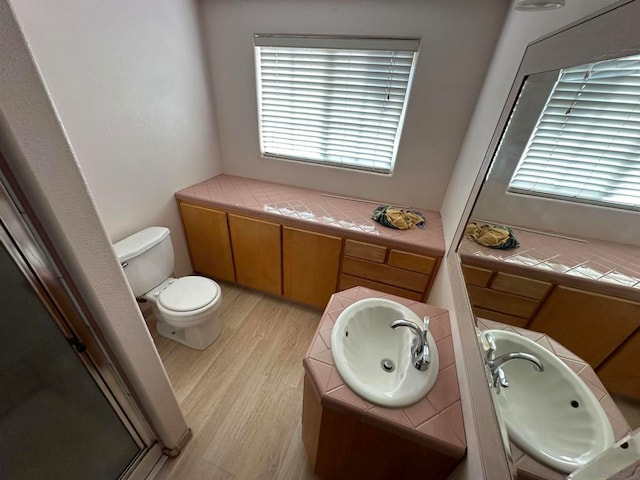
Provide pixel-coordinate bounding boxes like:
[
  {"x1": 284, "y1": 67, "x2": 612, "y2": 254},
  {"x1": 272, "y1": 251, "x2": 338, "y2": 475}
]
[{"x1": 113, "y1": 227, "x2": 223, "y2": 350}]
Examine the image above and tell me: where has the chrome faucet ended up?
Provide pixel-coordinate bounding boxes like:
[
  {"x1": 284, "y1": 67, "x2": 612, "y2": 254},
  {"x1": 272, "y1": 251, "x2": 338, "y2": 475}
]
[
  {"x1": 390, "y1": 316, "x2": 431, "y2": 371},
  {"x1": 484, "y1": 333, "x2": 544, "y2": 392}
]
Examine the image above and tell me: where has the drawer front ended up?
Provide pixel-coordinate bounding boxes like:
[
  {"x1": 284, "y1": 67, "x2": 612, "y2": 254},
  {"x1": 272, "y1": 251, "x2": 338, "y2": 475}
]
[
  {"x1": 472, "y1": 307, "x2": 529, "y2": 328},
  {"x1": 462, "y1": 264, "x2": 493, "y2": 288},
  {"x1": 339, "y1": 274, "x2": 423, "y2": 301},
  {"x1": 467, "y1": 285, "x2": 539, "y2": 319},
  {"x1": 387, "y1": 250, "x2": 435, "y2": 274},
  {"x1": 490, "y1": 272, "x2": 551, "y2": 300},
  {"x1": 342, "y1": 257, "x2": 429, "y2": 292},
  {"x1": 344, "y1": 239, "x2": 386, "y2": 263}
]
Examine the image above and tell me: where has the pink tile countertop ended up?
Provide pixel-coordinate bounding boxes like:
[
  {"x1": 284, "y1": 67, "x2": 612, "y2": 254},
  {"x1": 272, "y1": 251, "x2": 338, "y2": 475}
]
[
  {"x1": 477, "y1": 318, "x2": 632, "y2": 480},
  {"x1": 176, "y1": 175, "x2": 445, "y2": 257},
  {"x1": 303, "y1": 286, "x2": 466, "y2": 459},
  {"x1": 459, "y1": 227, "x2": 640, "y2": 301}
]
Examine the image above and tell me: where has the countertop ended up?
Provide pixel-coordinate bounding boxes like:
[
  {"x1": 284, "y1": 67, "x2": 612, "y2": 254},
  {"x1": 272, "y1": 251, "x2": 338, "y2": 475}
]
[
  {"x1": 459, "y1": 226, "x2": 640, "y2": 301},
  {"x1": 477, "y1": 317, "x2": 631, "y2": 480},
  {"x1": 176, "y1": 175, "x2": 445, "y2": 257},
  {"x1": 303, "y1": 286, "x2": 465, "y2": 459}
]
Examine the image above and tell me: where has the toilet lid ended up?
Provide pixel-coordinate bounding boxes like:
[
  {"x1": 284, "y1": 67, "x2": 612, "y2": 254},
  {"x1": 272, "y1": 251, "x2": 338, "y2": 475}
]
[{"x1": 158, "y1": 276, "x2": 220, "y2": 312}]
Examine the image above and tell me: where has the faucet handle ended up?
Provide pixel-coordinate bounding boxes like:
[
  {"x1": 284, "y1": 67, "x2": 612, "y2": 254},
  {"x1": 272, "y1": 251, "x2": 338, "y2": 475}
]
[
  {"x1": 493, "y1": 366, "x2": 509, "y2": 389},
  {"x1": 423, "y1": 316, "x2": 430, "y2": 334},
  {"x1": 484, "y1": 332, "x2": 497, "y2": 362}
]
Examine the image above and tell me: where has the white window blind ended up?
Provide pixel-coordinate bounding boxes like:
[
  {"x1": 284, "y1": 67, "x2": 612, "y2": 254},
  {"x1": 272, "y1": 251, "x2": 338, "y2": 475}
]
[
  {"x1": 508, "y1": 53, "x2": 640, "y2": 210},
  {"x1": 254, "y1": 35, "x2": 419, "y2": 174}
]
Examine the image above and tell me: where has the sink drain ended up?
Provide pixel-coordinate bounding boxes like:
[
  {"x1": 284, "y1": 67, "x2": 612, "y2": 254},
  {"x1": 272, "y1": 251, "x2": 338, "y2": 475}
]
[{"x1": 381, "y1": 359, "x2": 395, "y2": 372}]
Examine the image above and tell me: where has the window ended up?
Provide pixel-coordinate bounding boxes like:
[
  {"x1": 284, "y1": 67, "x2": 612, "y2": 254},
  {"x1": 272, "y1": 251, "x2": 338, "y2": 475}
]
[
  {"x1": 508, "y1": 53, "x2": 640, "y2": 210},
  {"x1": 254, "y1": 36, "x2": 419, "y2": 174}
]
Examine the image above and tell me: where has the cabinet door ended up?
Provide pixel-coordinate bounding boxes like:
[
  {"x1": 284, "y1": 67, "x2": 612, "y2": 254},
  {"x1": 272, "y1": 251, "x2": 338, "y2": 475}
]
[
  {"x1": 228, "y1": 214, "x2": 281, "y2": 296},
  {"x1": 597, "y1": 330, "x2": 640, "y2": 399},
  {"x1": 179, "y1": 202, "x2": 235, "y2": 282},
  {"x1": 528, "y1": 286, "x2": 640, "y2": 368},
  {"x1": 283, "y1": 227, "x2": 342, "y2": 309}
]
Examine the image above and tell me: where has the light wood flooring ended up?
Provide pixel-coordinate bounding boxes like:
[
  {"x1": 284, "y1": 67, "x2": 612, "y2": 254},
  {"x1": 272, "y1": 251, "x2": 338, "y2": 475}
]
[{"x1": 150, "y1": 283, "x2": 321, "y2": 480}]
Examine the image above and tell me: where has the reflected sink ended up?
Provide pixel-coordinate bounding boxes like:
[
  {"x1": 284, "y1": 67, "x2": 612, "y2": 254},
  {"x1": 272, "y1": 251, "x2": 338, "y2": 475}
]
[
  {"x1": 330, "y1": 298, "x2": 439, "y2": 408},
  {"x1": 483, "y1": 330, "x2": 614, "y2": 474},
  {"x1": 568, "y1": 430, "x2": 640, "y2": 480}
]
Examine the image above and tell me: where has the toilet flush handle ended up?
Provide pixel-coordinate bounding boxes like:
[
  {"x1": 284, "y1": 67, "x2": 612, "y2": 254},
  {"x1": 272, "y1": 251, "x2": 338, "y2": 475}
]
[{"x1": 120, "y1": 261, "x2": 128, "y2": 269}]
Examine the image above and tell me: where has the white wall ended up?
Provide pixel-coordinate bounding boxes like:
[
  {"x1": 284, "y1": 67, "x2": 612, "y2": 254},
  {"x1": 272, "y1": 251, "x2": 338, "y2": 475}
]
[
  {"x1": 200, "y1": 0, "x2": 510, "y2": 210},
  {"x1": 10, "y1": 0, "x2": 222, "y2": 276},
  {"x1": 0, "y1": 0, "x2": 188, "y2": 450}
]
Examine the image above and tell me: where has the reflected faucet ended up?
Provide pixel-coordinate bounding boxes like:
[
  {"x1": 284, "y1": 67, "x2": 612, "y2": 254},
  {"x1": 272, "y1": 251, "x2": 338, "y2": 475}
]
[
  {"x1": 390, "y1": 316, "x2": 431, "y2": 371},
  {"x1": 484, "y1": 333, "x2": 544, "y2": 393}
]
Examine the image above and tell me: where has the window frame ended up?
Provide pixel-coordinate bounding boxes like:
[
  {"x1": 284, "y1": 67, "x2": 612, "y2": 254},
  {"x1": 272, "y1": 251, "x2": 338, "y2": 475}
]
[
  {"x1": 253, "y1": 35, "x2": 420, "y2": 175},
  {"x1": 506, "y1": 55, "x2": 640, "y2": 211}
]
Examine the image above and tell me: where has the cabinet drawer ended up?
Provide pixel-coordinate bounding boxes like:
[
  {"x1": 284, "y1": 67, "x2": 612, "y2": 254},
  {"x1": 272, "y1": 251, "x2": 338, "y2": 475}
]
[
  {"x1": 344, "y1": 239, "x2": 386, "y2": 263},
  {"x1": 490, "y1": 272, "x2": 551, "y2": 300},
  {"x1": 339, "y1": 274, "x2": 423, "y2": 301},
  {"x1": 387, "y1": 250, "x2": 435, "y2": 274},
  {"x1": 467, "y1": 285, "x2": 539, "y2": 319},
  {"x1": 462, "y1": 264, "x2": 493, "y2": 288},
  {"x1": 342, "y1": 257, "x2": 429, "y2": 292},
  {"x1": 472, "y1": 307, "x2": 529, "y2": 328}
]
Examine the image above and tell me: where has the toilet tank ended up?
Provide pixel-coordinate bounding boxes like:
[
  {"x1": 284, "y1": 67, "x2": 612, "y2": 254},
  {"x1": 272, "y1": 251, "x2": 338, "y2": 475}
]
[{"x1": 113, "y1": 227, "x2": 174, "y2": 297}]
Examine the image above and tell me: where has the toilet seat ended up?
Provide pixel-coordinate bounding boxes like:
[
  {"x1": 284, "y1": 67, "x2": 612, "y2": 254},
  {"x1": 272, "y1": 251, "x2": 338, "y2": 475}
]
[{"x1": 158, "y1": 276, "x2": 220, "y2": 313}]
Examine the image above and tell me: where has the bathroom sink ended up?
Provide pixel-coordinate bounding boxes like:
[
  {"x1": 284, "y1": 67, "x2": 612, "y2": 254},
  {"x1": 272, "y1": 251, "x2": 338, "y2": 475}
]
[
  {"x1": 330, "y1": 298, "x2": 439, "y2": 408},
  {"x1": 482, "y1": 329, "x2": 614, "y2": 474}
]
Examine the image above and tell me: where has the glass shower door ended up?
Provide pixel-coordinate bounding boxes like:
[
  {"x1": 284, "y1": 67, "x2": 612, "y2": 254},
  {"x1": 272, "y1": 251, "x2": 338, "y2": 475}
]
[{"x1": 0, "y1": 226, "x2": 144, "y2": 480}]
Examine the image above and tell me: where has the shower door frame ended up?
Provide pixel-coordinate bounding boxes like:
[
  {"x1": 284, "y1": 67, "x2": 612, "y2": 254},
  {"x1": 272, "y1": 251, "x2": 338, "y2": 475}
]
[{"x1": 0, "y1": 162, "x2": 164, "y2": 479}]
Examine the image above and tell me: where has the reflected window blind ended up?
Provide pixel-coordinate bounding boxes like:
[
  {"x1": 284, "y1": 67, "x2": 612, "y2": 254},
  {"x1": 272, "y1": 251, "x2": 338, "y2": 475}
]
[
  {"x1": 255, "y1": 36, "x2": 419, "y2": 174},
  {"x1": 508, "y1": 53, "x2": 640, "y2": 210}
]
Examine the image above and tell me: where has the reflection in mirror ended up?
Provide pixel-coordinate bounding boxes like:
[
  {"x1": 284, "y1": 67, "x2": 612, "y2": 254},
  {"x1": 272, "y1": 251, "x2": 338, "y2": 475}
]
[{"x1": 458, "y1": 53, "x2": 640, "y2": 478}]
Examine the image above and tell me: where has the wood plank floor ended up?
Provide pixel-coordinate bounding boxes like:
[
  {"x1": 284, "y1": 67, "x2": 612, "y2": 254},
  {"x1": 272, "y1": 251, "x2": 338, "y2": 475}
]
[{"x1": 151, "y1": 283, "x2": 321, "y2": 480}]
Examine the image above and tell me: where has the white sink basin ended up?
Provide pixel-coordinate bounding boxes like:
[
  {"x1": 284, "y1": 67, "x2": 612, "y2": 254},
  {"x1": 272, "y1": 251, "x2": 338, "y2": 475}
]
[
  {"x1": 483, "y1": 330, "x2": 614, "y2": 474},
  {"x1": 330, "y1": 298, "x2": 439, "y2": 408},
  {"x1": 568, "y1": 430, "x2": 640, "y2": 480}
]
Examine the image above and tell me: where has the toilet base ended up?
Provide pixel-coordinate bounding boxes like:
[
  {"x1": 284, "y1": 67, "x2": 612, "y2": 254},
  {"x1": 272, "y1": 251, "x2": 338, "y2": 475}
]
[{"x1": 156, "y1": 317, "x2": 222, "y2": 351}]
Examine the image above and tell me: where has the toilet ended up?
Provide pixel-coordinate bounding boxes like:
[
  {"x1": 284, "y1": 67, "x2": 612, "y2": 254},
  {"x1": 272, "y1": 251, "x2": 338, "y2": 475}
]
[{"x1": 113, "y1": 226, "x2": 223, "y2": 350}]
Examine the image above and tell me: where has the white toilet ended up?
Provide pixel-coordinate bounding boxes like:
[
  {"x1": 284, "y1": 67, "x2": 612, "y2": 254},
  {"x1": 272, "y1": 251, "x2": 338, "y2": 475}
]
[{"x1": 114, "y1": 226, "x2": 223, "y2": 350}]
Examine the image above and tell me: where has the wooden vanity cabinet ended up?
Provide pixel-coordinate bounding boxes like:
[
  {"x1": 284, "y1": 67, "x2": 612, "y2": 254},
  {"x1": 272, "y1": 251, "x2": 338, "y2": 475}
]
[
  {"x1": 283, "y1": 227, "x2": 342, "y2": 309},
  {"x1": 228, "y1": 214, "x2": 282, "y2": 296},
  {"x1": 178, "y1": 203, "x2": 235, "y2": 282},
  {"x1": 178, "y1": 201, "x2": 442, "y2": 307},
  {"x1": 528, "y1": 286, "x2": 640, "y2": 369},
  {"x1": 597, "y1": 330, "x2": 640, "y2": 398}
]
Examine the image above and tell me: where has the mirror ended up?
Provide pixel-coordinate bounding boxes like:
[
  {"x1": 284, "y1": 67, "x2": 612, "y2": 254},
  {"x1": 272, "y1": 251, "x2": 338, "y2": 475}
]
[{"x1": 454, "y1": 3, "x2": 640, "y2": 478}]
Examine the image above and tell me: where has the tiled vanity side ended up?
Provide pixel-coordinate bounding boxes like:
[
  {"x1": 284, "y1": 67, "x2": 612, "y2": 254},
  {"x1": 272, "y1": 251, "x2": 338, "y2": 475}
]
[
  {"x1": 477, "y1": 318, "x2": 632, "y2": 480},
  {"x1": 302, "y1": 287, "x2": 465, "y2": 480}
]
